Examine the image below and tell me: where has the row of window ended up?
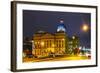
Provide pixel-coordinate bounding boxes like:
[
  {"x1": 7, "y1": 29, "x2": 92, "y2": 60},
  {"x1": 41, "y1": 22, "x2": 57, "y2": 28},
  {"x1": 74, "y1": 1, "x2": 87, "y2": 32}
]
[
  {"x1": 33, "y1": 49, "x2": 48, "y2": 55},
  {"x1": 34, "y1": 40, "x2": 65, "y2": 48},
  {"x1": 33, "y1": 48, "x2": 65, "y2": 55}
]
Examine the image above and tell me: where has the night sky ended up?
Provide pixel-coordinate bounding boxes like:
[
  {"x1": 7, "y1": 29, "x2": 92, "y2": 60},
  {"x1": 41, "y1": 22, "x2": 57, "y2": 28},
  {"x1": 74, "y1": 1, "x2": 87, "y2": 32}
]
[{"x1": 23, "y1": 10, "x2": 91, "y2": 48}]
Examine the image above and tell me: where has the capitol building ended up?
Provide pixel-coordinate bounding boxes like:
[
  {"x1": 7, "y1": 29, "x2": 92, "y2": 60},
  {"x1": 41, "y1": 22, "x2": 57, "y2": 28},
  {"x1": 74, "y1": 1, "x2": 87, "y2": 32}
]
[{"x1": 32, "y1": 20, "x2": 79, "y2": 58}]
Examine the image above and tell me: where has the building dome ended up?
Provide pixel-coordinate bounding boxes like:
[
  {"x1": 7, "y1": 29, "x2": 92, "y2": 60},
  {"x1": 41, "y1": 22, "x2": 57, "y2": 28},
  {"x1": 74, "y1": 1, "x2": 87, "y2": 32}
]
[{"x1": 57, "y1": 20, "x2": 66, "y2": 32}]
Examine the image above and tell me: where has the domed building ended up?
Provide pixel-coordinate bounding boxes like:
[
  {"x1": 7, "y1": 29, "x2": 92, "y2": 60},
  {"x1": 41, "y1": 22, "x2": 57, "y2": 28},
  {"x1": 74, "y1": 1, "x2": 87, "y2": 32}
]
[
  {"x1": 31, "y1": 19, "x2": 80, "y2": 58},
  {"x1": 32, "y1": 20, "x2": 67, "y2": 58}
]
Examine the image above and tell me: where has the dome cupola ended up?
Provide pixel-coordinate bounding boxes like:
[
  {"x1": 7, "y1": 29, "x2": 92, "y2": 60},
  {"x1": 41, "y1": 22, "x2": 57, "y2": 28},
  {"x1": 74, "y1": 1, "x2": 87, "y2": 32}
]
[{"x1": 57, "y1": 20, "x2": 66, "y2": 32}]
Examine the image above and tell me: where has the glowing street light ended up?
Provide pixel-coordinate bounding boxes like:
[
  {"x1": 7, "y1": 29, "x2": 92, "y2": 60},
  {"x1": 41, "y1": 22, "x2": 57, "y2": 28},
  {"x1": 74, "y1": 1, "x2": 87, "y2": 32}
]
[
  {"x1": 72, "y1": 36, "x2": 75, "y2": 39},
  {"x1": 82, "y1": 24, "x2": 89, "y2": 32}
]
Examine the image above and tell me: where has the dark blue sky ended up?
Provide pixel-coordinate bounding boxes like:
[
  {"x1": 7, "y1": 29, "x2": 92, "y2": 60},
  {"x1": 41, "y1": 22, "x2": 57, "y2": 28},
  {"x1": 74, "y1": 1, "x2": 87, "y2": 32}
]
[{"x1": 23, "y1": 10, "x2": 91, "y2": 48}]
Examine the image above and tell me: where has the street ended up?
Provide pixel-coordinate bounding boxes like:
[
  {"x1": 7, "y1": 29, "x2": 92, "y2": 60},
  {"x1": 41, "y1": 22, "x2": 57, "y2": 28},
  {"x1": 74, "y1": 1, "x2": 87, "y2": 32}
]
[{"x1": 23, "y1": 55, "x2": 90, "y2": 62}]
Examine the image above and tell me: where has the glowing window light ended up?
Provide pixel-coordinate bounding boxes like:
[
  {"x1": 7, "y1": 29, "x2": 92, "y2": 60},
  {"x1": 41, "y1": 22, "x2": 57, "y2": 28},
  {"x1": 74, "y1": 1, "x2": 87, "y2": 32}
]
[
  {"x1": 62, "y1": 38, "x2": 65, "y2": 41},
  {"x1": 41, "y1": 41, "x2": 44, "y2": 46},
  {"x1": 52, "y1": 44, "x2": 55, "y2": 47}
]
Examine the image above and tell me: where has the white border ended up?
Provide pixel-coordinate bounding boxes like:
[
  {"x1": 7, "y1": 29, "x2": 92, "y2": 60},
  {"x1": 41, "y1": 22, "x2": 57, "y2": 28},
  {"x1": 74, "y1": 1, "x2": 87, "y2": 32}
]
[{"x1": 17, "y1": 3, "x2": 96, "y2": 69}]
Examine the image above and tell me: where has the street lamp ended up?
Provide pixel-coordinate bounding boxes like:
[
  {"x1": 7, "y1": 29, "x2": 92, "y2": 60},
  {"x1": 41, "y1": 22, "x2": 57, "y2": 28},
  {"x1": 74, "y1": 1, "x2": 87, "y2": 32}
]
[
  {"x1": 72, "y1": 36, "x2": 75, "y2": 39},
  {"x1": 82, "y1": 24, "x2": 89, "y2": 32}
]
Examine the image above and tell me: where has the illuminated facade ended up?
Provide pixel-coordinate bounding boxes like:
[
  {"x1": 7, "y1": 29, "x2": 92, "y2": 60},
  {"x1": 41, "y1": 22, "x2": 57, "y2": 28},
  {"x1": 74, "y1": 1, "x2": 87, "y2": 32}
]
[
  {"x1": 32, "y1": 31, "x2": 66, "y2": 58},
  {"x1": 32, "y1": 20, "x2": 79, "y2": 58},
  {"x1": 32, "y1": 20, "x2": 67, "y2": 58}
]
